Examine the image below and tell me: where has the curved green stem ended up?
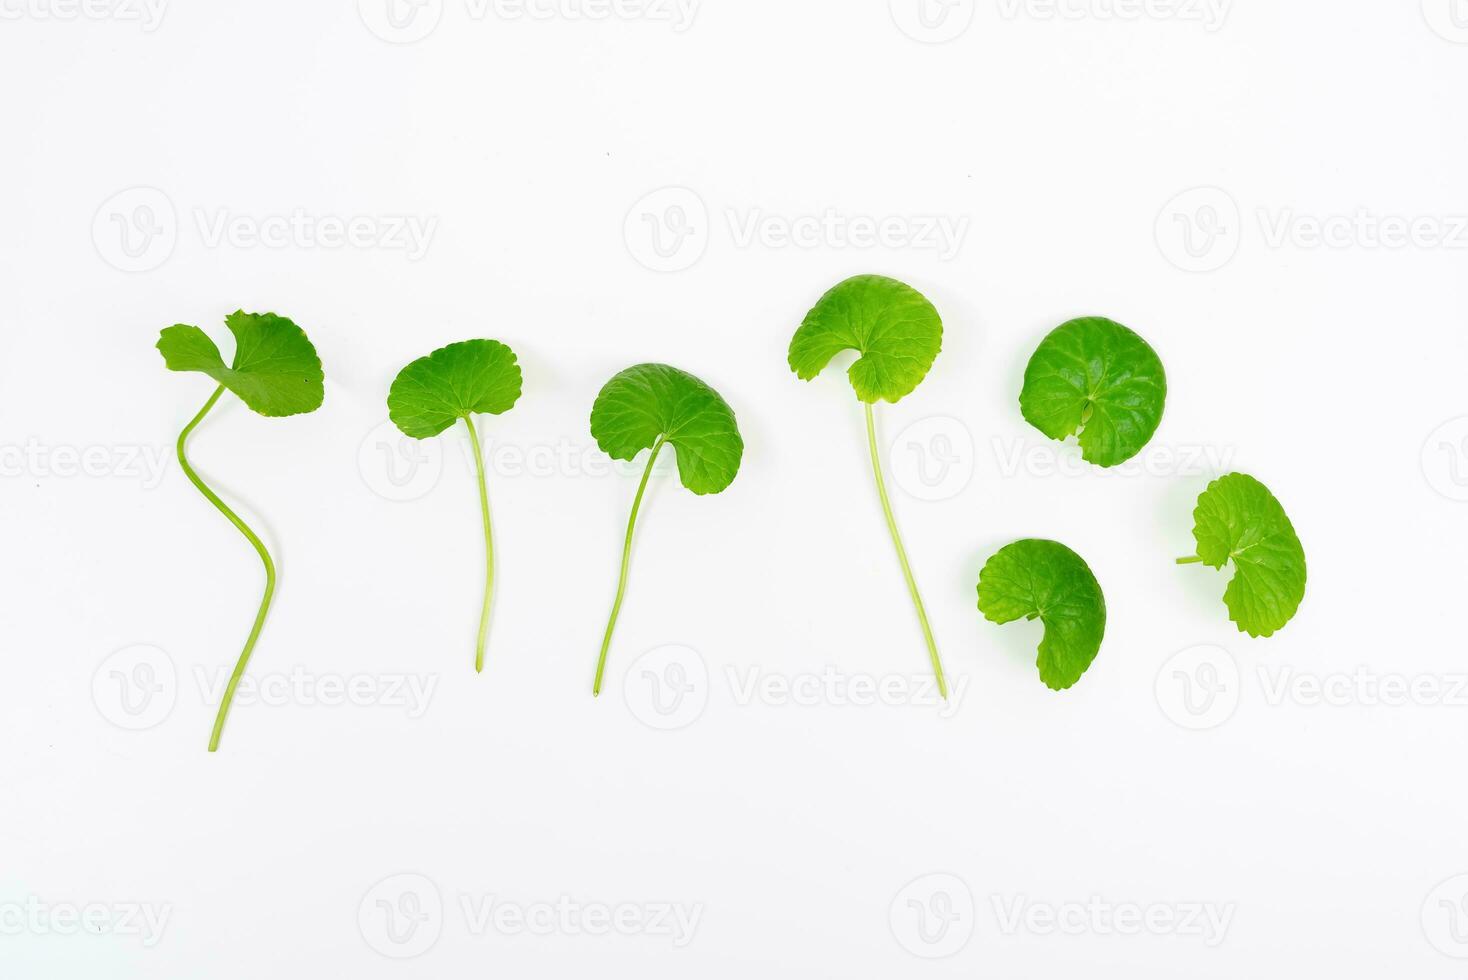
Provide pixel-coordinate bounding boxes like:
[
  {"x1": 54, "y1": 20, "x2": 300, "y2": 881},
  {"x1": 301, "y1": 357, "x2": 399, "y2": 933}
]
[
  {"x1": 865, "y1": 403, "x2": 948, "y2": 699},
  {"x1": 593, "y1": 437, "x2": 666, "y2": 696},
  {"x1": 176, "y1": 386, "x2": 278, "y2": 753},
  {"x1": 463, "y1": 416, "x2": 494, "y2": 673},
  {"x1": 1176, "y1": 555, "x2": 1204, "y2": 565}
]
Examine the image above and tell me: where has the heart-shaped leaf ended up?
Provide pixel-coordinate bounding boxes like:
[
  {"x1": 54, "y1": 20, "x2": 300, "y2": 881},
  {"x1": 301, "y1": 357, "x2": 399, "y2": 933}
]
[
  {"x1": 157, "y1": 310, "x2": 324, "y2": 417},
  {"x1": 590, "y1": 363, "x2": 743, "y2": 495},
  {"x1": 387, "y1": 339, "x2": 523, "y2": 439},
  {"x1": 1181, "y1": 472, "x2": 1306, "y2": 638},
  {"x1": 977, "y1": 539, "x2": 1107, "y2": 691},
  {"x1": 788, "y1": 274, "x2": 942, "y2": 404},
  {"x1": 1019, "y1": 316, "x2": 1166, "y2": 467}
]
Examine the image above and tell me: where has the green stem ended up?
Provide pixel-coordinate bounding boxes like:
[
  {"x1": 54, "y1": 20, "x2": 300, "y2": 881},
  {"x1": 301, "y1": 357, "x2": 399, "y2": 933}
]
[
  {"x1": 1176, "y1": 555, "x2": 1204, "y2": 565},
  {"x1": 463, "y1": 416, "x2": 494, "y2": 673},
  {"x1": 177, "y1": 386, "x2": 278, "y2": 753},
  {"x1": 865, "y1": 403, "x2": 948, "y2": 700},
  {"x1": 593, "y1": 437, "x2": 666, "y2": 696}
]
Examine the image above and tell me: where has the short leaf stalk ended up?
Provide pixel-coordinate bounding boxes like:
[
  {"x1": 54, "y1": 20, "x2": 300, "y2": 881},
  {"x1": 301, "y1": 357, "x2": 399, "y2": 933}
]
[
  {"x1": 1176, "y1": 555, "x2": 1205, "y2": 565},
  {"x1": 865, "y1": 403, "x2": 948, "y2": 699},
  {"x1": 593, "y1": 436, "x2": 666, "y2": 696},
  {"x1": 177, "y1": 385, "x2": 278, "y2": 753},
  {"x1": 462, "y1": 416, "x2": 494, "y2": 673}
]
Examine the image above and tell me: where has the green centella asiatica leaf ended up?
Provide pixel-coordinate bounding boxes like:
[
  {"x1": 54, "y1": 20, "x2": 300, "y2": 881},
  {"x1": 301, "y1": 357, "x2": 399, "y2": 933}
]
[
  {"x1": 788, "y1": 275, "x2": 949, "y2": 695},
  {"x1": 590, "y1": 363, "x2": 743, "y2": 695},
  {"x1": 788, "y1": 274, "x2": 942, "y2": 404},
  {"x1": 1181, "y1": 472, "x2": 1306, "y2": 638},
  {"x1": 157, "y1": 311, "x2": 324, "y2": 417},
  {"x1": 977, "y1": 539, "x2": 1107, "y2": 691},
  {"x1": 1019, "y1": 316, "x2": 1166, "y2": 467},
  {"x1": 157, "y1": 310, "x2": 325, "y2": 752},
  {"x1": 385, "y1": 339, "x2": 524, "y2": 675},
  {"x1": 590, "y1": 363, "x2": 744, "y2": 495},
  {"x1": 386, "y1": 339, "x2": 523, "y2": 439}
]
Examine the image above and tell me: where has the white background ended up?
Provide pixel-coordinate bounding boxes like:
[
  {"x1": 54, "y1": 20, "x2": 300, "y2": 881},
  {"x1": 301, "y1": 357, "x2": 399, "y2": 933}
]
[{"x1": 2, "y1": 0, "x2": 1467, "y2": 976}]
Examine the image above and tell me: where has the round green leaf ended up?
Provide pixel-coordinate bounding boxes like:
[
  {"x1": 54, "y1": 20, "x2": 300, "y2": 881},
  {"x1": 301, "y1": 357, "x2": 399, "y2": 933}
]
[
  {"x1": 1019, "y1": 316, "x2": 1166, "y2": 467},
  {"x1": 977, "y1": 539, "x2": 1107, "y2": 691},
  {"x1": 387, "y1": 339, "x2": 523, "y2": 440},
  {"x1": 1184, "y1": 472, "x2": 1306, "y2": 638},
  {"x1": 157, "y1": 311, "x2": 324, "y2": 417},
  {"x1": 590, "y1": 363, "x2": 743, "y2": 495},
  {"x1": 788, "y1": 274, "x2": 942, "y2": 404}
]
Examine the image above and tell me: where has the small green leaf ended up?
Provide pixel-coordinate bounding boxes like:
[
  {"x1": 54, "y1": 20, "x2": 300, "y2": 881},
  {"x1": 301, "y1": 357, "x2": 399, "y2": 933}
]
[
  {"x1": 590, "y1": 363, "x2": 743, "y2": 495},
  {"x1": 788, "y1": 274, "x2": 942, "y2": 404},
  {"x1": 977, "y1": 539, "x2": 1107, "y2": 691},
  {"x1": 1019, "y1": 316, "x2": 1166, "y2": 467},
  {"x1": 1181, "y1": 473, "x2": 1306, "y2": 638},
  {"x1": 387, "y1": 339, "x2": 523, "y2": 439},
  {"x1": 157, "y1": 311, "x2": 324, "y2": 417}
]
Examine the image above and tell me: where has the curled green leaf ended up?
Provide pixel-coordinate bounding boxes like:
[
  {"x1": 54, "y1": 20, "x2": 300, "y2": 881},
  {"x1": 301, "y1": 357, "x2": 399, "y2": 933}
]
[
  {"x1": 157, "y1": 310, "x2": 324, "y2": 752},
  {"x1": 388, "y1": 339, "x2": 524, "y2": 673},
  {"x1": 787, "y1": 274, "x2": 942, "y2": 404},
  {"x1": 590, "y1": 363, "x2": 743, "y2": 694},
  {"x1": 977, "y1": 539, "x2": 1107, "y2": 691},
  {"x1": 158, "y1": 311, "x2": 324, "y2": 418},
  {"x1": 788, "y1": 275, "x2": 949, "y2": 696},
  {"x1": 1019, "y1": 316, "x2": 1166, "y2": 468},
  {"x1": 1179, "y1": 472, "x2": 1306, "y2": 638}
]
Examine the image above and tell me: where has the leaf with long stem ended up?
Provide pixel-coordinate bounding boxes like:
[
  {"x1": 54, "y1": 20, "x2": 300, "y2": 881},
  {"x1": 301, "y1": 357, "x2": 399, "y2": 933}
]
[
  {"x1": 787, "y1": 275, "x2": 948, "y2": 692},
  {"x1": 588, "y1": 364, "x2": 742, "y2": 694},
  {"x1": 158, "y1": 311, "x2": 324, "y2": 752},
  {"x1": 386, "y1": 339, "x2": 522, "y2": 671}
]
